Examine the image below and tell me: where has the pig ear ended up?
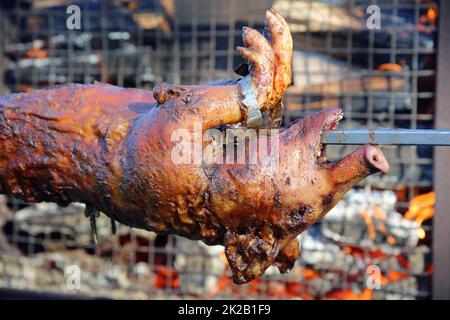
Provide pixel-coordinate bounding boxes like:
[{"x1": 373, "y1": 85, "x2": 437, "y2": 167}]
[{"x1": 224, "y1": 227, "x2": 280, "y2": 284}]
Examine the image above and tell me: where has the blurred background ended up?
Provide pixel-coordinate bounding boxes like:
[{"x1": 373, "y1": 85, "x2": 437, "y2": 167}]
[{"x1": 0, "y1": 0, "x2": 444, "y2": 299}]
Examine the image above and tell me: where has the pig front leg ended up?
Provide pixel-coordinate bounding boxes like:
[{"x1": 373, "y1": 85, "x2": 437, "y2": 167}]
[
  {"x1": 151, "y1": 10, "x2": 292, "y2": 131},
  {"x1": 225, "y1": 232, "x2": 300, "y2": 284},
  {"x1": 224, "y1": 224, "x2": 280, "y2": 284}
]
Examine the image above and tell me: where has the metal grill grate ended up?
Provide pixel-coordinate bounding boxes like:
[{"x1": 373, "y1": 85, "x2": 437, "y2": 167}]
[{"x1": 0, "y1": 0, "x2": 438, "y2": 299}]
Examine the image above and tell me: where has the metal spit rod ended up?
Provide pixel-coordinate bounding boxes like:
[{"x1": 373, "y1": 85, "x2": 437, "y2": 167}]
[{"x1": 322, "y1": 129, "x2": 450, "y2": 146}]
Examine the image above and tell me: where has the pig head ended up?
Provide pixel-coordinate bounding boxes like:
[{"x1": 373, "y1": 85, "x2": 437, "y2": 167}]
[{"x1": 206, "y1": 107, "x2": 389, "y2": 283}]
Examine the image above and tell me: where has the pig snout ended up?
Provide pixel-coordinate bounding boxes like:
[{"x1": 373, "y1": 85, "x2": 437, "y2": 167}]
[{"x1": 362, "y1": 144, "x2": 390, "y2": 174}]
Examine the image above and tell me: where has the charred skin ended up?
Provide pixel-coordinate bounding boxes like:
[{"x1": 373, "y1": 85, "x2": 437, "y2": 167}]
[
  {"x1": 0, "y1": 11, "x2": 389, "y2": 284},
  {"x1": 209, "y1": 108, "x2": 389, "y2": 283}
]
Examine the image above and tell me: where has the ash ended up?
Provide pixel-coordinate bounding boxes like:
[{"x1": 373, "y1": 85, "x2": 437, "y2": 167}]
[{"x1": 0, "y1": 190, "x2": 431, "y2": 299}]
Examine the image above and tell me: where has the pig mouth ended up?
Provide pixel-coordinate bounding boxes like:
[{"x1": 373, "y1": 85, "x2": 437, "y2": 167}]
[
  {"x1": 314, "y1": 108, "x2": 390, "y2": 174},
  {"x1": 315, "y1": 108, "x2": 343, "y2": 165}
]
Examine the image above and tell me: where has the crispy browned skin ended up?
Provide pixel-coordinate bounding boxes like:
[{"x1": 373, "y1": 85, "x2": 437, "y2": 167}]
[{"x1": 0, "y1": 11, "x2": 389, "y2": 284}]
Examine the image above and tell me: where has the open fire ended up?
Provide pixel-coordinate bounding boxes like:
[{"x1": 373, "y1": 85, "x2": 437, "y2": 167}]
[
  {"x1": 0, "y1": 188, "x2": 434, "y2": 299},
  {"x1": 170, "y1": 190, "x2": 435, "y2": 299},
  {"x1": 0, "y1": 0, "x2": 439, "y2": 300}
]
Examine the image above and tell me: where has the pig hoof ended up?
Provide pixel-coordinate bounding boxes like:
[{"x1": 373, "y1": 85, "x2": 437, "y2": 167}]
[{"x1": 224, "y1": 225, "x2": 280, "y2": 284}]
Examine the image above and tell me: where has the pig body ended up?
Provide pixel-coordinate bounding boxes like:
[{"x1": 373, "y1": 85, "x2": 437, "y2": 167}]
[{"x1": 0, "y1": 11, "x2": 389, "y2": 283}]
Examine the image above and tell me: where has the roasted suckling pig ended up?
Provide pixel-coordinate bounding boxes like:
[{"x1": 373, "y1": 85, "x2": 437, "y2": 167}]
[{"x1": 0, "y1": 11, "x2": 389, "y2": 283}]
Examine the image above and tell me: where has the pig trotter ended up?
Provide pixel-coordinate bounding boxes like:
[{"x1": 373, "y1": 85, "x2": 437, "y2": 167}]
[{"x1": 225, "y1": 223, "x2": 280, "y2": 284}]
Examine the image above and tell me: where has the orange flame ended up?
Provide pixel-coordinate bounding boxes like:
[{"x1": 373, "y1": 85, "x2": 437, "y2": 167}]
[
  {"x1": 326, "y1": 288, "x2": 373, "y2": 300},
  {"x1": 404, "y1": 192, "x2": 435, "y2": 225},
  {"x1": 424, "y1": 5, "x2": 438, "y2": 25},
  {"x1": 360, "y1": 209, "x2": 376, "y2": 241},
  {"x1": 153, "y1": 267, "x2": 180, "y2": 289},
  {"x1": 206, "y1": 192, "x2": 436, "y2": 300}
]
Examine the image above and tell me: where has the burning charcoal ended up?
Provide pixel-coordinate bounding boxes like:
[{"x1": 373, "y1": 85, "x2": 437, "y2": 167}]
[
  {"x1": 292, "y1": 51, "x2": 410, "y2": 114},
  {"x1": 292, "y1": 51, "x2": 357, "y2": 88},
  {"x1": 320, "y1": 189, "x2": 423, "y2": 249},
  {"x1": 96, "y1": 265, "x2": 131, "y2": 288},
  {"x1": 0, "y1": 196, "x2": 20, "y2": 255},
  {"x1": 379, "y1": 276, "x2": 419, "y2": 300},
  {"x1": 295, "y1": 188, "x2": 432, "y2": 300},
  {"x1": 406, "y1": 246, "x2": 429, "y2": 275},
  {"x1": 133, "y1": 262, "x2": 151, "y2": 278},
  {"x1": 273, "y1": 1, "x2": 365, "y2": 32},
  {"x1": 5, "y1": 202, "x2": 128, "y2": 251},
  {"x1": 300, "y1": 231, "x2": 355, "y2": 271},
  {"x1": 174, "y1": 237, "x2": 226, "y2": 296},
  {"x1": 0, "y1": 249, "x2": 155, "y2": 299}
]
